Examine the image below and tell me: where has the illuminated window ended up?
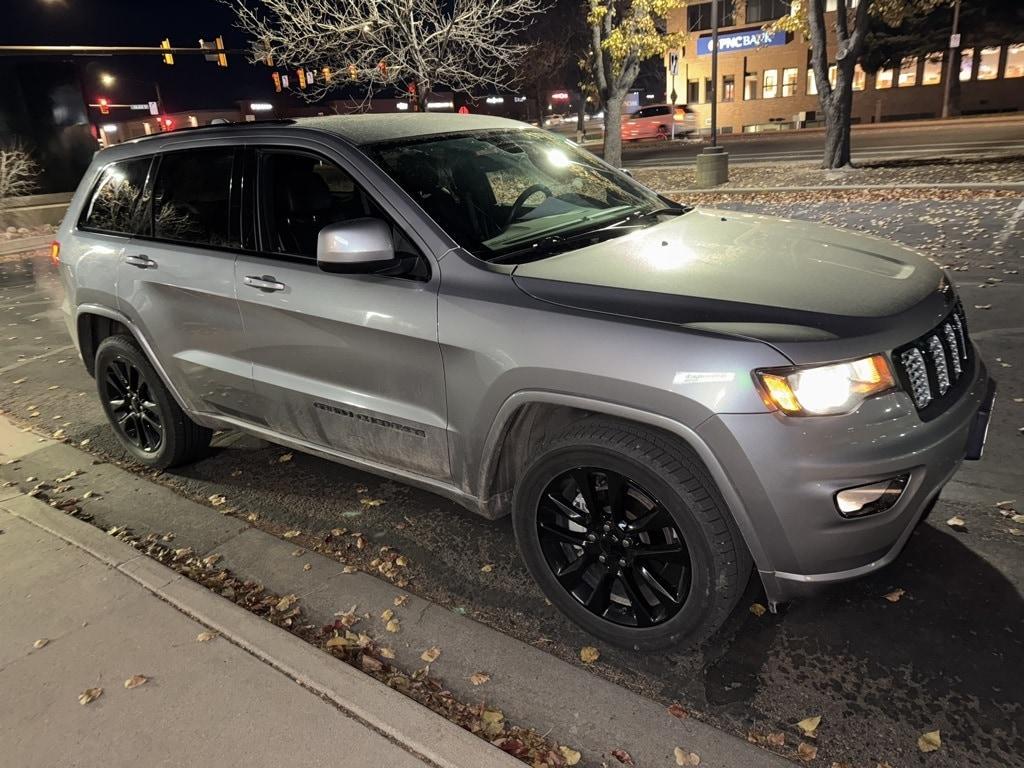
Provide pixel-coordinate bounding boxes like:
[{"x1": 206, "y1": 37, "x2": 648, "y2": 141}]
[
  {"x1": 852, "y1": 64, "x2": 866, "y2": 90},
  {"x1": 781, "y1": 67, "x2": 799, "y2": 96},
  {"x1": 762, "y1": 69, "x2": 779, "y2": 98},
  {"x1": 807, "y1": 68, "x2": 817, "y2": 95},
  {"x1": 898, "y1": 57, "x2": 918, "y2": 87},
  {"x1": 977, "y1": 46, "x2": 999, "y2": 80},
  {"x1": 960, "y1": 48, "x2": 975, "y2": 81},
  {"x1": 808, "y1": 65, "x2": 838, "y2": 95},
  {"x1": 876, "y1": 67, "x2": 894, "y2": 89},
  {"x1": 922, "y1": 54, "x2": 942, "y2": 85},
  {"x1": 744, "y1": 72, "x2": 758, "y2": 100},
  {"x1": 722, "y1": 74, "x2": 735, "y2": 101},
  {"x1": 825, "y1": 0, "x2": 859, "y2": 9},
  {"x1": 1007, "y1": 44, "x2": 1024, "y2": 78}
]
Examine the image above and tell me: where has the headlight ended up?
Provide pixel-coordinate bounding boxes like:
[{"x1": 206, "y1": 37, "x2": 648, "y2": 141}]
[{"x1": 756, "y1": 355, "x2": 896, "y2": 416}]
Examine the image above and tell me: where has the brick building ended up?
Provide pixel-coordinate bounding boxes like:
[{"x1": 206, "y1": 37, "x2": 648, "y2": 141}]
[{"x1": 665, "y1": 0, "x2": 1024, "y2": 134}]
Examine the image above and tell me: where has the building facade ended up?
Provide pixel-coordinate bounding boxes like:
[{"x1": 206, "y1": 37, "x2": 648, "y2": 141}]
[{"x1": 665, "y1": 0, "x2": 1024, "y2": 134}]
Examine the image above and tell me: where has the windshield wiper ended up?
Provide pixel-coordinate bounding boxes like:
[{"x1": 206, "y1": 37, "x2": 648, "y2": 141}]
[
  {"x1": 489, "y1": 222, "x2": 635, "y2": 264},
  {"x1": 613, "y1": 204, "x2": 691, "y2": 226}
]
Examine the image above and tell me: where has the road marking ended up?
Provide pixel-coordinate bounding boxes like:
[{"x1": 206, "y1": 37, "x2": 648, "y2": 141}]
[
  {"x1": 0, "y1": 344, "x2": 75, "y2": 375},
  {"x1": 995, "y1": 199, "x2": 1024, "y2": 247}
]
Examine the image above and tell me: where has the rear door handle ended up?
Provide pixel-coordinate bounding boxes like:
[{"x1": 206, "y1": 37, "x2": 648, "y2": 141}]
[
  {"x1": 243, "y1": 275, "x2": 286, "y2": 293},
  {"x1": 125, "y1": 254, "x2": 156, "y2": 269}
]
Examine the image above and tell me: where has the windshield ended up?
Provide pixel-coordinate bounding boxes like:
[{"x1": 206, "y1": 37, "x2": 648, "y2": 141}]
[{"x1": 365, "y1": 128, "x2": 672, "y2": 262}]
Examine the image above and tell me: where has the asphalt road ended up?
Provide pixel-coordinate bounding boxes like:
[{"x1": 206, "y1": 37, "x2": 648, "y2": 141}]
[
  {"x1": 1, "y1": 194, "x2": 1022, "y2": 767},
  {"x1": 615, "y1": 118, "x2": 1024, "y2": 167}
]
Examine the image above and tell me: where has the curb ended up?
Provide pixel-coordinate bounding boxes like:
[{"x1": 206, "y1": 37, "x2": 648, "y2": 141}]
[
  {"x1": 1, "y1": 491, "x2": 522, "y2": 768},
  {"x1": 0, "y1": 235, "x2": 52, "y2": 256},
  {"x1": 657, "y1": 182, "x2": 1024, "y2": 195}
]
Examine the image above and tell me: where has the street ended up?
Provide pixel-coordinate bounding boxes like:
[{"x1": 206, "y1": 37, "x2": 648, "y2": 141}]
[
  {"x1": 1, "y1": 191, "x2": 1021, "y2": 767},
  {"x1": 616, "y1": 117, "x2": 1024, "y2": 167}
]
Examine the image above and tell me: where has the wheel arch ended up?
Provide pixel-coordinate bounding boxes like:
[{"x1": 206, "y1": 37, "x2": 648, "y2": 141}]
[{"x1": 478, "y1": 391, "x2": 771, "y2": 572}]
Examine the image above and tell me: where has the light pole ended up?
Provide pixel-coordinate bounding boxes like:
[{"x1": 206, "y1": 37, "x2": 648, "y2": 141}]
[
  {"x1": 695, "y1": 0, "x2": 728, "y2": 186},
  {"x1": 709, "y1": 0, "x2": 719, "y2": 147},
  {"x1": 941, "y1": 0, "x2": 962, "y2": 119}
]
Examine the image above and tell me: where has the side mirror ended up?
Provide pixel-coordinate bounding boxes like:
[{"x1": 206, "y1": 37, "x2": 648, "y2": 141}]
[
  {"x1": 619, "y1": 168, "x2": 634, "y2": 177},
  {"x1": 317, "y1": 218, "x2": 397, "y2": 274}
]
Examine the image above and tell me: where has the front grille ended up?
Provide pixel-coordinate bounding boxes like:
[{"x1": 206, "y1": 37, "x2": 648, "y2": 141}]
[{"x1": 894, "y1": 302, "x2": 971, "y2": 416}]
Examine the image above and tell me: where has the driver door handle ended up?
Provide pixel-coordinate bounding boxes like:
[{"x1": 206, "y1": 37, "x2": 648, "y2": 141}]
[
  {"x1": 243, "y1": 275, "x2": 286, "y2": 293},
  {"x1": 124, "y1": 254, "x2": 156, "y2": 269}
]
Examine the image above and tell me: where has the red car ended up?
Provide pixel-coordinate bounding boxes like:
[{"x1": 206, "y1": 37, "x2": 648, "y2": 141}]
[{"x1": 621, "y1": 104, "x2": 696, "y2": 141}]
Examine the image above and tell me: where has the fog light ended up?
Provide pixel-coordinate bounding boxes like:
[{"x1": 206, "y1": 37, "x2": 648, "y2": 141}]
[{"x1": 835, "y1": 474, "x2": 909, "y2": 518}]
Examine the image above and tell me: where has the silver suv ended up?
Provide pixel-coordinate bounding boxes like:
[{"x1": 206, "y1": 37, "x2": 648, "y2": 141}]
[{"x1": 55, "y1": 115, "x2": 995, "y2": 649}]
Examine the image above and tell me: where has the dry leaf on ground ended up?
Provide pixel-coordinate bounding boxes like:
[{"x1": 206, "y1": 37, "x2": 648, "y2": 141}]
[
  {"x1": 342, "y1": 565, "x2": 358, "y2": 574},
  {"x1": 579, "y1": 645, "x2": 600, "y2": 663},
  {"x1": 667, "y1": 702, "x2": 689, "y2": 720},
  {"x1": 749, "y1": 602, "x2": 767, "y2": 617},
  {"x1": 796, "y1": 741, "x2": 818, "y2": 761},
  {"x1": 766, "y1": 732, "x2": 786, "y2": 748},
  {"x1": 208, "y1": 494, "x2": 227, "y2": 506},
  {"x1": 946, "y1": 516, "x2": 967, "y2": 531},
  {"x1": 796, "y1": 715, "x2": 821, "y2": 737},
  {"x1": 480, "y1": 709, "x2": 505, "y2": 737},
  {"x1": 420, "y1": 646, "x2": 441, "y2": 663},
  {"x1": 883, "y1": 589, "x2": 905, "y2": 603},
  {"x1": 278, "y1": 453, "x2": 293, "y2": 463},
  {"x1": 303, "y1": 563, "x2": 312, "y2": 571},
  {"x1": 275, "y1": 594, "x2": 298, "y2": 612},
  {"x1": 917, "y1": 730, "x2": 942, "y2": 753},
  {"x1": 33, "y1": 638, "x2": 48, "y2": 649},
  {"x1": 469, "y1": 672, "x2": 490, "y2": 685},
  {"x1": 611, "y1": 748, "x2": 635, "y2": 765},
  {"x1": 196, "y1": 631, "x2": 219, "y2": 642},
  {"x1": 360, "y1": 498, "x2": 385, "y2": 507},
  {"x1": 559, "y1": 746, "x2": 582, "y2": 766},
  {"x1": 386, "y1": 618, "x2": 401, "y2": 633},
  {"x1": 282, "y1": 529, "x2": 302, "y2": 538},
  {"x1": 480, "y1": 563, "x2": 494, "y2": 573},
  {"x1": 78, "y1": 687, "x2": 103, "y2": 705},
  {"x1": 393, "y1": 595, "x2": 409, "y2": 607},
  {"x1": 674, "y1": 746, "x2": 701, "y2": 765},
  {"x1": 381, "y1": 608, "x2": 394, "y2": 622},
  {"x1": 123, "y1": 674, "x2": 148, "y2": 689}
]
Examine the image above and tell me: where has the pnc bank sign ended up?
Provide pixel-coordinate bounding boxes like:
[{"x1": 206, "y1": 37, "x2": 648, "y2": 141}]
[{"x1": 697, "y1": 28, "x2": 788, "y2": 55}]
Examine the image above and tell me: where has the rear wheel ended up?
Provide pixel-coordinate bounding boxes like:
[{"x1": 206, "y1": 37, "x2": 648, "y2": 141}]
[
  {"x1": 512, "y1": 419, "x2": 751, "y2": 650},
  {"x1": 95, "y1": 335, "x2": 211, "y2": 469}
]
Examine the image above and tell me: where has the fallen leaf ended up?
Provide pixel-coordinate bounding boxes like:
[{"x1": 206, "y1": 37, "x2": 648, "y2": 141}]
[
  {"x1": 360, "y1": 498, "x2": 385, "y2": 507},
  {"x1": 883, "y1": 589, "x2": 905, "y2": 603},
  {"x1": 386, "y1": 618, "x2": 400, "y2": 633},
  {"x1": 667, "y1": 702, "x2": 689, "y2": 720},
  {"x1": 749, "y1": 602, "x2": 767, "y2": 617},
  {"x1": 123, "y1": 674, "x2": 148, "y2": 689},
  {"x1": 674, "y1": 747, "x2": 701, "y2": 766},
  {"x1": 33, "y1": 638, "x2": 48, "y2": 649},
  {"x1": 559, "y1": 746, "x2": 582, "y2": 766},
  {"x1": 278, "y1": 452, "x2": 293, "y2": 463},
  {"x1": 766, "y1": 732, "x2": 786, "y2": 748},
  {"x1": 469, "y1": 672, "x2": 491, "y2": 685},
  {"x1": 361, "y1": 654, "x2": 384, "y2": 672},
  {"x1": 796, "y1": 742, "x2": 817, "y2": 762},
  {"x1": 78, "y1": 687, "x2": 103, "y2": 705},
  {"x1": 1011, "y1": 514, "x2": 1024, "y2": 524},
  {"x1": 420, "y1": 646, "x2": 441, "y2": 663},
  {"x1": 946, "y1": 515, "x2": 967, "y2": 531},
  {"x1": 282, "y1": 530, "x2": 302, "y2": 539},
  {"x1": 325, "y1": 634, "x2": 352, "y2": 649},
  {"x1": 275, "y1": 594, "x2": 298, "y2": 612},
  {"x1": 480, "y1": 563, "x2": 494, "y2": 573},
  {"x1": 393, "y1": 595, "x2": 409, "y2": 607},
  {"x1": 342, "y1": 565, "x2": 358, "y2": 574},
  {"x1": 395, "y1": 555, "x2": 409, "y2": 567},
  {"x1": 52, "y1": 429, "x2": 65, "y2": 439},
  {"x1": 611, "y1": 748, "x2": 635, "y2": 766},
  {"x1": 202, "y1": 554, "x2": 221, "y2": 567},
  {"x1": 917, "y1": 730, "x2": 941, "y2": 753},
  {"x1": 379, "y1": 647, "x2": 396, "y2": 659},
  {"x1": 481, "y1": 709, "x2": 505, "y2": 738},
  {"x1": 380, "y1": 608, "x2": 394, "y2": 622},
  {"x1": 196, "y1": 631, "x2": 219, "y2": 642},
  {"x1": 303, "y1": 563, "x2": 312, "y2": 571},
  {"x1": 973, "y1": 304, "x2": 992, "y2": 310},
  {"x1": 796, "y1": 715, "x2": 822, "y2": 737},
  {"x1": 579, "y1": 645, "x2": 600, "y2": 664},
  {"x1": 291, "y1": 547, "x2": 304, "y2": 557},
  {"x1": 207, "y1": 494, "x2": 227, "y2": 507}
]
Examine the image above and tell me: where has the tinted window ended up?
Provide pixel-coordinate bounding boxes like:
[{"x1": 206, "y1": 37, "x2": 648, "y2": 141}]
[
  {"x1": 153, "y1": 148, "x2": 237, "y2": 248},
  {"x1": 79, "y1": 157, "x2": 151, "y2": 235},
  {"x1": 260, "y1": 152, "x2": 373, "y2": 259},
  {"x1": 746, "y1": 0, "x2": 789, "y2": 23}
]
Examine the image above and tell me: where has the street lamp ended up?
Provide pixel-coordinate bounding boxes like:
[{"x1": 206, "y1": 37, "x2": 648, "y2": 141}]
[{"x1": 100, "y1": 72, "x2": 116, "y2": 88}]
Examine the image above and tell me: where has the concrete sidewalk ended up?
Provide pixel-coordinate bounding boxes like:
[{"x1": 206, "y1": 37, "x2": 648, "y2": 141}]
[{"x1": 0, "y1": 501, "x2": 517, "y2": 768}]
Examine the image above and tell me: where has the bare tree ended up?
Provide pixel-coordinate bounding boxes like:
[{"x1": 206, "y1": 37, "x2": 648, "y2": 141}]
[
  {"x1": 227, "y1": 0, "x2": 548, "y2": 111},
  {"x1": 0, "y1": 145, "x2": 38, "y2": 209}
]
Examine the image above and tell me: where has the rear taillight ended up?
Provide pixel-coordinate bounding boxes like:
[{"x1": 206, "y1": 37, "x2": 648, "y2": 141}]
[{"x1": 50, "y1": 241, "x2": 60, "y2": 267}]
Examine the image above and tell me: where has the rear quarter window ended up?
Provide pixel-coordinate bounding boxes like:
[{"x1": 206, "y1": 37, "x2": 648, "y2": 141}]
[{"x1": 78, "y1": 157, "x2": 153, "y2": 236}]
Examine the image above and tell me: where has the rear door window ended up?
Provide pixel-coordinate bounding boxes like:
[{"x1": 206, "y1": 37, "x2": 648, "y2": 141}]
[
  {"x1": 78, "y1": 157, "x2": 152, "y2": 236},
  {"x1": 152, "y1": 148, "x2": 238, "y2": 248}
]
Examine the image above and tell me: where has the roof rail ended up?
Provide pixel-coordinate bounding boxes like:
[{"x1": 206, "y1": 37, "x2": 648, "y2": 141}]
[{"x1": 131, "y1": 118, "x2": 296, "y2": 143}]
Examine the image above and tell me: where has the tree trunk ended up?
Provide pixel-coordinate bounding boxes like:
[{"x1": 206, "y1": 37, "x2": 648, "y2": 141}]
[
  {"x1": 576, "y1": 92, "x2": 586, "y2": 143},
  {"x1": 602, "y1": 94, "x2": 624, "y2": 168},
  {"x1": 822, "y1": 68, "x2": 855, "y2": 169},
  {"x1": 535, "y1": 91, "x2": 547, "y2": 128}
]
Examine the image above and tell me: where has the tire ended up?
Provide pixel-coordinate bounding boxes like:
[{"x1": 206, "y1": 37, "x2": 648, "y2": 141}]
[
  {"x1": 94, "y1": 335, "x2": 212, "y2": 469},
  {"x1": 512, "y1": 418, "x2": 751, "y2": 650},
  {"x1": 656, "y1": 124, "x2": 669, "y2": 140}
]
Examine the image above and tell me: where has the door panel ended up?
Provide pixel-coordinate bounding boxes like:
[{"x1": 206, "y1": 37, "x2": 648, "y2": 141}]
[
  {"x1": 117, "y1": 147, "x2": 256, "y2": 420},
  {"x1": 234, "y1": 255, "x2": 449, "y2": 479}
]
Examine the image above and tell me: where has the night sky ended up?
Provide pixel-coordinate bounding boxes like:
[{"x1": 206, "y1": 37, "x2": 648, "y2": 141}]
[{"x1": 7, "y1": 0, "x2": 301, "y2": 112}]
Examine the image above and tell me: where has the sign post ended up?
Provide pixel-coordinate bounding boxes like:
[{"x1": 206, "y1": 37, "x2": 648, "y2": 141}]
[
  {"x1": 941, "y1": 0, "x2": 962, "y2": 119},
  {"x1": 669, "y1": 51, "x2": 679, "y2": 139}
]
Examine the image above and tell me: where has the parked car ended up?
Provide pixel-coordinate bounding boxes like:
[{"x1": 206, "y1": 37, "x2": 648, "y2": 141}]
[
  {"x1": 55, "y1": 114, "x2": 995, "y2": 649},
  {"x1": 621, "y1": 104, "x2": 696, "y2": 140}
]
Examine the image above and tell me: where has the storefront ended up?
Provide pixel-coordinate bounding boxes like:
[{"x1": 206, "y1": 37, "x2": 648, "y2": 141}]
[{"x1": 665, "y1": 0, "x2": 1024, "y2": 134}]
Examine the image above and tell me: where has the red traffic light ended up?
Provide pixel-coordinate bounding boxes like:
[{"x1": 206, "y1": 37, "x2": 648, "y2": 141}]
[
  {"x1": 161, "y1": 117, "x2": 174, "y2": 131},
  {"x1": 98, "y1": 97, "x2": 110, "y2": 115}
]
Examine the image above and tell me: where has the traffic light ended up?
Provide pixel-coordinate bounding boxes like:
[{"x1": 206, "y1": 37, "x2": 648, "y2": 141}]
[
  {"x1": 348, "y1": 64, "x2": 358, "y2": 80},
  {"x1": 215, "y1": 36, "x2": 227, "y2": 68},
  {"x1": 161, "y1": 38, "x2": 174, "y2": 65},
  {"x1": 377, "y1": 60, "x2": 388, "y2": 78},
  {"x1": 161, "y1": 117, "x2": 174, "y2": 131},
  {"x1": 297, "y1": 68, "x2": 307, "y2": 89},
  {"x1": 322, "y1": 67, "x2": 332, "y2": 83},
  {"x1": 272, "y1": 72, "x2": 282, "y2": 93},
  {"x1": 98, "y1": 97, "x2": 110, "y2": 115}
]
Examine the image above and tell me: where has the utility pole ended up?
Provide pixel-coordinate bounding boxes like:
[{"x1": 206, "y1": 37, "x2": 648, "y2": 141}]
[
  {"x1": 941, "y1": 0, "x2": 962, "y2": 119},
  {"x1": 709, "y1": 0, "x2": 719, "y2": 147},
  {"x1": 695, "y1": 0, "x2": 728, "y2": 187}
]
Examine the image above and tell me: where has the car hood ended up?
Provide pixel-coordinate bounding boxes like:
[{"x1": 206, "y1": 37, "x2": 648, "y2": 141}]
[{"x1": 512, "y1": 208, "x2": 956, "y2": 365}]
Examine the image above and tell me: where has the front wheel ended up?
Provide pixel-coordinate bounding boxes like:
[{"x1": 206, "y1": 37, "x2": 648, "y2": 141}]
[
  {"x1": 95, "y1": 335, "x2": 212, "y2": 469},
  {"x1": 512, "y1": 419, "x2": 751, "y2": 650}
]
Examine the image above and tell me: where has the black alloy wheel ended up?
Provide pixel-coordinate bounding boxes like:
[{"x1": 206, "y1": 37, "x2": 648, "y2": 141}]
[
  {"x1": 536, "y1": 466, "x2": 692, "y2": 628},
  {"x1": 103, "y1": 357, "x2": 163, "y2": 453}
]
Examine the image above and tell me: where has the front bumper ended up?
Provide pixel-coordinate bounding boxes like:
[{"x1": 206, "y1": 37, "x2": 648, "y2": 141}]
[{"x1": 697, "y1": 355, "x2": 993, "y2": 605}]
